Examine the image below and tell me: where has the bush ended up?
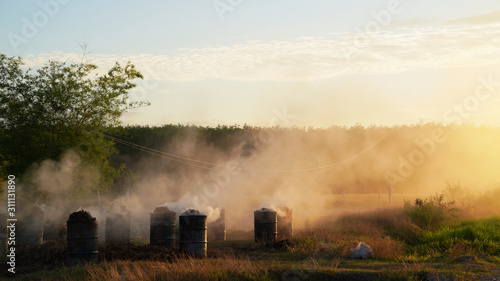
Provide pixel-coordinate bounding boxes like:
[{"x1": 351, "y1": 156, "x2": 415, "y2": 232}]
[{"x1": 403, "y1": 194, "x2": 458, "y2": 230}]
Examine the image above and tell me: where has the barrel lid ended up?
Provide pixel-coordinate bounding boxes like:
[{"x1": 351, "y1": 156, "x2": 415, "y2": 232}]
[
  {"x1": 255, "y1": 208, "x2": 275, "y2": 213},
  {"x1": 180, "y1": 209, "x2": 206, "y2": 217},
  {"x1": 67, "y1": 210, "x2": 96, "y2": 224}
]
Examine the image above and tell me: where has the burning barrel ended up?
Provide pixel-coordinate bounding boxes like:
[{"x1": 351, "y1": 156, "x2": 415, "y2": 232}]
[
  {"x1": 66, "y1": 210, "x2": 98, "y2": 266},
  {"x1": 277, "y1": 208, "x2": 293, "y2": 240},
  {"x1": 254, "y1": 208, "x2": 277, "y2": 242},
  {"x1": 208, "y1": 209, "x2": 226, "y2": 242},
  {"x1": 150, "y1": 207, "x2": 176, "y2": 247},
  {"x1": 179, "y1": 209, "x2": 207, "y2": 257},
  {"x1": 105, "y1": 202, "x2": 131, "y2": 244},
  {"x1": 17, "y1": 206, "x2": 44, "y2": 247}
]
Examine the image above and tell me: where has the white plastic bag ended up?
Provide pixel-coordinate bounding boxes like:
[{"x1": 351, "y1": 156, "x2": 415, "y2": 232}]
[{"x1": 351, "y1": 242, "x2": 374, "y2": 259}]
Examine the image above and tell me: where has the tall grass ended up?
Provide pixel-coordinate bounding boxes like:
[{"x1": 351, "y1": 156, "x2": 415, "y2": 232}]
[
  {"x1": 86, "y1": 257, "x2": 268, "y2": 281},
  {"x1": 316, "y1": 193, "x2": 499, "y2": 259},
  {"x1": 299, "y1": 209, "x2": 409, "y2": 259},
  {"x1": 414, "y1": 216, "x2": 500, "y2": 257},
  {"x1": 334, "y1": 208, "x2": 424, "y2": 245}
]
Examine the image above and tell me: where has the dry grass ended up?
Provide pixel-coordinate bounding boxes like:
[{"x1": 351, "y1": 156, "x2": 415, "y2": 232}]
[
  {"x1": 446, "y1": 242, "x2": 479, "y2": 260},
  {"x1": 300, "y1": 207, "x2": 420, "y2": 259},
  {"x1": 293, "y1": 228, "x2": 404, "y2": 260},
  {"x1": 86, "y1": 257, "x2": 265, "y2": 281},
  {"x1": 364, "y1": 236, "x2": 405, "y2": 259},
  {"x1": 335, "y1": 208, "x2": 417, "y2": 234}
]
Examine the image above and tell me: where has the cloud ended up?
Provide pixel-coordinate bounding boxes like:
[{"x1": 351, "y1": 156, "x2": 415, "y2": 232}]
[
  {"x1": 22, "y1": 22, "x2": 500, "y2": 82},
  {"x1": 446, "y1": 10, "x2": 500, "y2": 25},
  {"x1": 388, "y1": 17, "x2": 443, "y2": 29}
]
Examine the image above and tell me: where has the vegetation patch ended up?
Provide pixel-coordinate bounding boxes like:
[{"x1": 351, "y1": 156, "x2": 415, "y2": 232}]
[{"x1": 414, "y1": 217, "x2": 500, "y2": 257}]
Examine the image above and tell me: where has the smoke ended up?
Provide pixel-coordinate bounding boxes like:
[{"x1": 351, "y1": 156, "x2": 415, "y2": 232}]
[
  {"x1": 113, "y1": 126, "x2": 372, "y2": 230},
  {"x1": 107, "y1": 200, "x2": 130, "y2": 217},
  {"x1": 6, "y1": 124, "x2": 500, "y2": 240},
  {"x1": 160, "y1": 193, "x2": 221, "y2": 223},
  {"x1": 9, "y1": 149, "x2": 104, "y2": 240},
  {"x1": 32, "y1": 149, "x2": 97, "y2": 196},
  {"x1": 115, "y1": 124, "x2": 500, "y2": 233}
]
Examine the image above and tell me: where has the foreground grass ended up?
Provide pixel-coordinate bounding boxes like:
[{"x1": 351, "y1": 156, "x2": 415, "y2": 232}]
[
  {"x1": 13, "y1": 254, "x2": 500, "y2": 281},
  {"x1": 11, "y1": 236, "x2": 500, "y2": 281}
]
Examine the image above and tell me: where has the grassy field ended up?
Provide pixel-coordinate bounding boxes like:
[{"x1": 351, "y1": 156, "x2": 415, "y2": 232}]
[
  {"x1": 4, "y1": 195, "x2": 500, "y2": 281},
  {"x1": 10, "y1": 235, "x2": 500, "y2": 281}
]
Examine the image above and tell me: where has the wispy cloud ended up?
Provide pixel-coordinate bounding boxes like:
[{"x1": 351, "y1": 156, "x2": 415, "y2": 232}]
[
  {"x1": 446, "y1": 10, "x2": 500, "y2": 25},
  {"x1": 23, "y1": 22, "x2": 500, "y2": 82}
]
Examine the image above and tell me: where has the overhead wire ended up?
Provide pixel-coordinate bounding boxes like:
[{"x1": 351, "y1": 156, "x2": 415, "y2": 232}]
[{"x1": 95, "y1": 130, "x2": 388, "y2": 174}]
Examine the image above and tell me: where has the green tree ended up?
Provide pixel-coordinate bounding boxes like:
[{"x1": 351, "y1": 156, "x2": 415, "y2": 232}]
[{"x1": 0, "y1": 54, "x2": 147, "y2": 200}]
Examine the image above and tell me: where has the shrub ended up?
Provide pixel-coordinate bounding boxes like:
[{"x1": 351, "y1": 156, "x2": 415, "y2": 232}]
[{"x1": 403, "y1": 194, "x2": 458, "y2": 230}]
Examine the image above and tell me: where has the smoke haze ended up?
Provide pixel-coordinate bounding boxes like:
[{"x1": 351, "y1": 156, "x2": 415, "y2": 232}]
[{"x1": 3, "y1": 124, "x2": 500, "y2": 237}]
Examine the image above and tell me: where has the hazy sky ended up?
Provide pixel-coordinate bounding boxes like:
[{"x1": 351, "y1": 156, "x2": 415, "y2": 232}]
[{"x1": 1, "y1": 0, "x2": 500, "y2": 127}]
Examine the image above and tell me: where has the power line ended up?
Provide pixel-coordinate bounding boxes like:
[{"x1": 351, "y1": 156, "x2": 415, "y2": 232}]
[
  {"x1": 98, "y1": 131, "x2": 228, "y2": 169},
  {"x1": 94, "y1": 130, "x2": 388, "y2": 174},
  {"x1": 108, "y1": 136, "x2": 224, "y2": 171}
]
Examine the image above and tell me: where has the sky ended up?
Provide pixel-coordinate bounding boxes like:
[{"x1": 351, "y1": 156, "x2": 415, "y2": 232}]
[{"x1": 1, "y1": 0, "x2": 500, "y2": 128}]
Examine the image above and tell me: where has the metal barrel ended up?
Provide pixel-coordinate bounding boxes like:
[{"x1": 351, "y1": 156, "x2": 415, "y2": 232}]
[
  {"x1": 17, "y1": 207, "x2": 44, "y2": 247},
  {"x1": 66, "y1": 222, "x2": 98, "y2": 266},
  {"x1": 208, "y1": 209, "x2": 226, "y2": 242},
  {"x1": 0, "y1": 213, "x2": 6, "y2": 254},
  {"x1": 179, "y1": 214, "x2": 207, "y2": 257},
  {"x1": 105, "y1": 207, "x2": 131, "y2": 244},
  {"x1": 254, "y1": 210, "x2": 277, "y2": 242},
  {"x1": 277, "y1": 208, "x2": 293, "y2": 240},
  {"x1": 150, "y1": 207, "x2": 176, "y2": 247}
]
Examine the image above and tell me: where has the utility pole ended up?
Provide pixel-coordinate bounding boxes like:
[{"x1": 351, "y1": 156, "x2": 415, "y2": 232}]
[{"x1": 388, "y1": 129, "x2": 392, "y2": 206}]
